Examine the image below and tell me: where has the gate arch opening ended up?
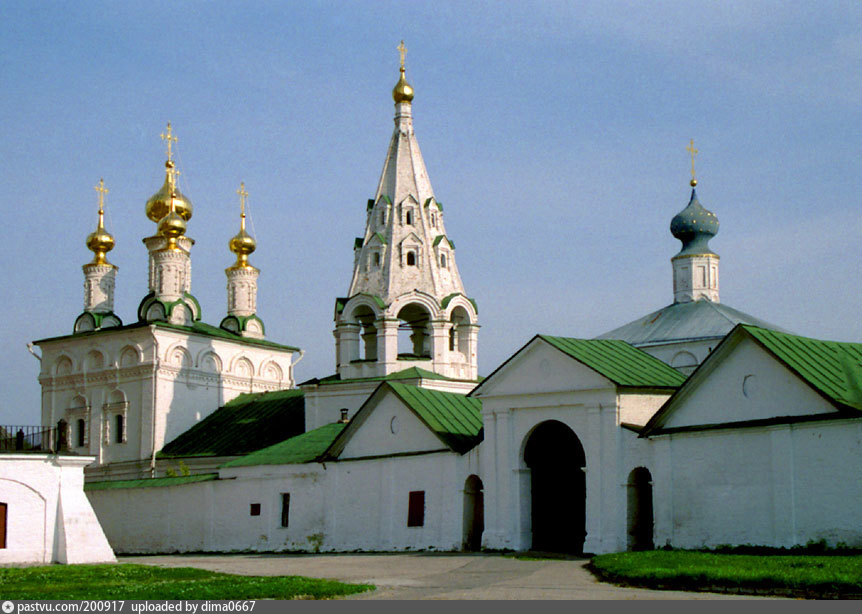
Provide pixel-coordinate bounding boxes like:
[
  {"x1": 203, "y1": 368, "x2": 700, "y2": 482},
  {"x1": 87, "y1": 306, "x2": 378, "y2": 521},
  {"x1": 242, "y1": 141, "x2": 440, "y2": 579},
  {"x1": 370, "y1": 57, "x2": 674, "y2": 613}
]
[{"x1": 523, "y1": 420, "x2": 586, "y2": 553}]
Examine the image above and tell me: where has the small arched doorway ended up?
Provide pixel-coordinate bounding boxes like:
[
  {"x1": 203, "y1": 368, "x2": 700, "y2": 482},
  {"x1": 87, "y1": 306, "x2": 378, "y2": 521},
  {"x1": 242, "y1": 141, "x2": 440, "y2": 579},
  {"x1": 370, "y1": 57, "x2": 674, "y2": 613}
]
[
  {"x1": 524, "y1": 420, "x2": 586, "y2": 553},
  {"x1": 626, "y1": 467, "x2": 654, "y2": 551},
  {"x1": 463, "y1": 475, "x2": 484, "y2": 551}
]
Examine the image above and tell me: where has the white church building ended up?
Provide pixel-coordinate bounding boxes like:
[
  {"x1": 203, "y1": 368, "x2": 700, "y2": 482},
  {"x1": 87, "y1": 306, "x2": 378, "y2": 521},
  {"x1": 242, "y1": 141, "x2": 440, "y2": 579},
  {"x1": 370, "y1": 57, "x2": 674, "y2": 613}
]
[{"x1": 22, "y1": 49, "x2": 862, "y2": 557}]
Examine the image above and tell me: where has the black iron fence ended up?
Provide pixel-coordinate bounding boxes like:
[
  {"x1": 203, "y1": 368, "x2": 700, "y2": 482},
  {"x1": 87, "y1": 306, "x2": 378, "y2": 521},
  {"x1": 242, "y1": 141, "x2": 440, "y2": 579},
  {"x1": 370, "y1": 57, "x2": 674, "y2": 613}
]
[{"x1": 0, "y1": 423, "x2": 67, "y2": 453}]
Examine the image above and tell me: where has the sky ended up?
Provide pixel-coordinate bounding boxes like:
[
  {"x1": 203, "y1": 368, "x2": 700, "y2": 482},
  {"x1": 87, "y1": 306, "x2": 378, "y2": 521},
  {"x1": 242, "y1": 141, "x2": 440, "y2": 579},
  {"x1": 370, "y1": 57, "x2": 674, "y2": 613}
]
[{"x1": 0, "y1": 1, "x2": 859, "y2": 425}]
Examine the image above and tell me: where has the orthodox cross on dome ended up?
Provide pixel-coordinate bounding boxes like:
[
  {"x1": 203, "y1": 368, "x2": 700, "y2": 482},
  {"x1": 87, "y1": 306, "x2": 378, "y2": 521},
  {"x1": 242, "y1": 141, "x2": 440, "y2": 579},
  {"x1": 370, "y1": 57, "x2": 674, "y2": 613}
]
[
  {"x1": 397, "y1": 40, "x2": 407, "y2": 71},
  {"x1": 94, "y1": 178, "x2": 108, "y2": 216},
  {"x1": 160, "y1": 122, "x2": 178, "y2": 162},
  {"x1": 237, "y1": 181, "x2": 249, "y2": 228},
  {"x1": 686, "y1": 139, "x2": 699, "y2": 187}
]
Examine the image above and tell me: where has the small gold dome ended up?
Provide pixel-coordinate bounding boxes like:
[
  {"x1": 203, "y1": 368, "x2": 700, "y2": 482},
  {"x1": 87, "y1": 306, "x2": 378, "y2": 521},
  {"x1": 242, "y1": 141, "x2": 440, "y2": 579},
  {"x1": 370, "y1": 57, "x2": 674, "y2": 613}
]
[
  {"x1": 392, "y1": 70, "x2": 414, "y2": 104},
  {"x1": 86, "y1": 225, "x2": 114, "y2": 265},
  {"x1": 146, "y1": 161, "x2": 194, "y2": 223},
  {"x1": 157, "y1": 201, "x2": 187, "y2": 247},
  {"x1": 230, "y1": 227, "x2": 256, "y2": 258}
]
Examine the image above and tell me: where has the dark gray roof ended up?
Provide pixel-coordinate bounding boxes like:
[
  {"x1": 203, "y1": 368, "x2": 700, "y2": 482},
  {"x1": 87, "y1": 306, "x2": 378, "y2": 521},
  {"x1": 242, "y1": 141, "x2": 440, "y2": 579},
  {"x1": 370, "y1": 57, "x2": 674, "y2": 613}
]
[{"x1": 596, "y1": 299, "x2": 787, "y2": 347}]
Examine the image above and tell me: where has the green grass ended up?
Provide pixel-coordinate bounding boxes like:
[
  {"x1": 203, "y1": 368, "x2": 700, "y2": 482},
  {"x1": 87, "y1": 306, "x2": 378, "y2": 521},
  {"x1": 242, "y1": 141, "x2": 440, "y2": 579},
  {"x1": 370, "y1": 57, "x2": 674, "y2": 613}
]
[
  {"x1": 590, "y1": 551, "x2": 862, "y2": 598},
  {"x1": 0, "y1": 564, "x2": 374, "y2": 600}
]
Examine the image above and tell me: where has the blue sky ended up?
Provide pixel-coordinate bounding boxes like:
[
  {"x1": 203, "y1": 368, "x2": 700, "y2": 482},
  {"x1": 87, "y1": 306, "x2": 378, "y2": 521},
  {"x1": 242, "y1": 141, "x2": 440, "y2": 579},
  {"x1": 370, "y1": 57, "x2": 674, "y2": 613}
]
[{"x1": 1, "y1": 1, "x2": 859, "y2": 424}]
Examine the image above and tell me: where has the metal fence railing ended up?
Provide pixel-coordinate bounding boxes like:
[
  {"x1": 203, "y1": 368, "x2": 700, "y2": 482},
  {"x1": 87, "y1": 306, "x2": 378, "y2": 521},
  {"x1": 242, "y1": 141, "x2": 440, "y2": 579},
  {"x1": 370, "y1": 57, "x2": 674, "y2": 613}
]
[{"x1": 0, "y1": 424, "x2": 66, "y2": 453}]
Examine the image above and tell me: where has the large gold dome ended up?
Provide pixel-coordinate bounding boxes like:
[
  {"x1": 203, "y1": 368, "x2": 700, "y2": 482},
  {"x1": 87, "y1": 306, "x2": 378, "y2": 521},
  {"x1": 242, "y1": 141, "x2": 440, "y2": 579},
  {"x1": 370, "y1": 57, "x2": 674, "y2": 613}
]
[{"x1": 146, "y1": 161, "x2": 193, "y2": 223}]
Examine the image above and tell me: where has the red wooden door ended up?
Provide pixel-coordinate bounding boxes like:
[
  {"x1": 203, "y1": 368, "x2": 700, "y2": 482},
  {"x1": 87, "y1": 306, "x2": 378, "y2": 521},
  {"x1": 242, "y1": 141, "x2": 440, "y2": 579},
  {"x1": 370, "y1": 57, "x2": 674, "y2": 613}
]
[{"x1": 0, "y1": 502, "x2": 7, "y2": 549}]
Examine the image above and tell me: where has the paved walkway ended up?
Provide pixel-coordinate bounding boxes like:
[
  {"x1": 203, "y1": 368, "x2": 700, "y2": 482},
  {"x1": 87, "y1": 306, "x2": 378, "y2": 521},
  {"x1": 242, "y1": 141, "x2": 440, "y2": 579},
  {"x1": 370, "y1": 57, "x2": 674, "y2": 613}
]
[{"x1": 120, "y1": 552, "x2": 774, "y2": 600}]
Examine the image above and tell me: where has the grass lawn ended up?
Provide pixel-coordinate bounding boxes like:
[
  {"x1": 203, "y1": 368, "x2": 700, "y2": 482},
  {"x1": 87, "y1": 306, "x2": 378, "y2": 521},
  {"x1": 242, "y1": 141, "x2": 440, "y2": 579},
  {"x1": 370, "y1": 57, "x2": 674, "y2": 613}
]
[
  {"x1": 0, "y1": 564, "x2": 374, "y2": 600},
  {"x1": 590, "y1": 551, "x2": 862, "y2": 598}
]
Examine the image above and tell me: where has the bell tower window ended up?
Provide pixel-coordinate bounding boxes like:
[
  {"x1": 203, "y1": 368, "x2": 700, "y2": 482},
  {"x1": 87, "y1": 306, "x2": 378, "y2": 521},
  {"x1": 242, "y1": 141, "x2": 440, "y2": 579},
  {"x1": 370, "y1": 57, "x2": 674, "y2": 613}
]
[
  {"x1": 406, "y1": 211, "x2": 413, "y2": 225},
  {"x1": 440, "y1": 254, "x2": 447, "y2": 268},
  {"x1": 373, "y1": 252, "x2": 381, "y2": 268},
  {"x1": 406, "y1": 251, "x2": 416, "y2": 266}
]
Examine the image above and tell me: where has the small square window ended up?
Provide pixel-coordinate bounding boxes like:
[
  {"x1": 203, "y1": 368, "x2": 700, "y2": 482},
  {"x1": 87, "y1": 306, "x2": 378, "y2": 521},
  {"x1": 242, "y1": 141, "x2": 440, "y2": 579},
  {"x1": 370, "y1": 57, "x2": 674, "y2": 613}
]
[
  {"x1": 250, "y1": 503, "x2": 261, "y2": 516},
  {"x1": 407, "y1": 491, "x2": 425, "y2": 527}
]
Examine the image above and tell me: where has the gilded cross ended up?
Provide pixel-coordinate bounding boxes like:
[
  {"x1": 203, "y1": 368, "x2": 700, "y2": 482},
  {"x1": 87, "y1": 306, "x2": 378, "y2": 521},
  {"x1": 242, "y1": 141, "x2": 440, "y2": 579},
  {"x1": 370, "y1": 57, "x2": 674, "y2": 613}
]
[
  {"x1": 94, "y1": 178, "x2": 109, "y2": 215},
  {"x1": 237, "y1": 182, "x2": 249, "y2": 216},
  {"x1": 686, "y1": 139, "x2": 699, "y2": 185},
  {"x1": 160, "y1": 122, "x2": 178, "y2": 161},
  {"x1": 397, "y1": 40, "x2": 407, "y2": 71}
]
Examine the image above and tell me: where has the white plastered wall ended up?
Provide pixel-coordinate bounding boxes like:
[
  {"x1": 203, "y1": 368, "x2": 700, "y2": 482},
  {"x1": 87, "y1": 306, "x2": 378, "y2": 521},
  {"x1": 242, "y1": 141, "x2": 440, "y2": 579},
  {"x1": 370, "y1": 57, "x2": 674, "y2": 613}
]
[{"x1": 0, "y1": 455, "x2": 115, "y2": 564}]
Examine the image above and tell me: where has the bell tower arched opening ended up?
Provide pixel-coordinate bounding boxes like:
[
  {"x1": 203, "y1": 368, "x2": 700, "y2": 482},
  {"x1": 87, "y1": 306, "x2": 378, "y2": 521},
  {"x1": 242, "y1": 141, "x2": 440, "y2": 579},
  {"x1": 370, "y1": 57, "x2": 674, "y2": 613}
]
[
  {"x1": 351, "y1": 305, "x2": 378, "y2": 361},
  {"x1": 396, "y1": 303, "x2": 430, "y2": 359},
  {"x1": 523, "y1": 420, "x2": 586, "y2": 553}
]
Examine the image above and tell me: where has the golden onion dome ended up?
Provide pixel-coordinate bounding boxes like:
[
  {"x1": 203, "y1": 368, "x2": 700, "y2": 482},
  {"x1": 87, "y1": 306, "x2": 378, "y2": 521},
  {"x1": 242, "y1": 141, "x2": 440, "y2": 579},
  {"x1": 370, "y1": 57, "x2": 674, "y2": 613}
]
[
  {"x1": 157, "y1": 199, "x2": 187, "y2": 248},
  {"x1": 230, "y1": 227, "x2": 256, "y2": 258},
  {"x1": 145, "y1": 161, "x2": 193, "y2": 223},
  {"x1": 86, "y1": 223, "x2": 115, "y2": 265},
  {"x1": 392, "y1": 69, "x2": 414, "y2": 104}
]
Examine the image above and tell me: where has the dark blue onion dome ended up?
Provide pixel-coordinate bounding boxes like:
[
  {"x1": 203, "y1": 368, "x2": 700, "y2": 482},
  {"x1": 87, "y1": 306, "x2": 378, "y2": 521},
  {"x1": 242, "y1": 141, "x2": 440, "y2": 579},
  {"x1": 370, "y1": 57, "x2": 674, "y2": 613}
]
[{"x1": 670, "y1": 188, "x2": 719, "y2": 256}]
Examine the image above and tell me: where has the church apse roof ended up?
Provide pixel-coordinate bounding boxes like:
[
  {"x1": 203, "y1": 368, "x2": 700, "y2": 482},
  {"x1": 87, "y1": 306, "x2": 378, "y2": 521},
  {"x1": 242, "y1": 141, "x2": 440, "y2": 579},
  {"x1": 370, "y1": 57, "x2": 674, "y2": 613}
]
[
  {"x1": 596, "y1": 299, "x2": 786, "y2": 347},
  {"x1": 158, "y1": 389, "x2": 305, "y2": 458}
]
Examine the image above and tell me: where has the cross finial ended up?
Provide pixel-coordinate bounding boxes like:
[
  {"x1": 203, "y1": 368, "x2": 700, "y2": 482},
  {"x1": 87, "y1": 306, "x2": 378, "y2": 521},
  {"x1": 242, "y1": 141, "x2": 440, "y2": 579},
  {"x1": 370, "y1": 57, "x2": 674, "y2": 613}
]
[
  {"x1": 160, "y1": 122, "x2": 178, "y2": 162},
  {"x1": 94, "y1": 178, "x2": 109, "y2": 215},
  {"x1": 237, "y1": 181, "x2": 249, "y2": 229},
  {"x1": 397, "y1": 40, "x2": 407, "y2": 72},
  {"x1": 686, "y1": 139, "x2": 699, "y2": 187}
]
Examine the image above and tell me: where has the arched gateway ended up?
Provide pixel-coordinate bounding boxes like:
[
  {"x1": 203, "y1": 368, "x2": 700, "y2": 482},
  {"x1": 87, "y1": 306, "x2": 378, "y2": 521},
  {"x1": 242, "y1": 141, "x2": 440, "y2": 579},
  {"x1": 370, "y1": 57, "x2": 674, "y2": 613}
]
[{"x1": 523, "y1": 420, "x2": 586, "y2": 553}]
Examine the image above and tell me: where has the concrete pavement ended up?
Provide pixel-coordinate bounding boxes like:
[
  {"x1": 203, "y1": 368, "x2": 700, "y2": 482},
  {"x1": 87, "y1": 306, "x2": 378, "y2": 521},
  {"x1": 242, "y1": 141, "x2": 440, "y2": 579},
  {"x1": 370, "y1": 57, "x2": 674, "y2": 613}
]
[{"x1": 119, "y1": 552, "x2": 777, "y2": 600}]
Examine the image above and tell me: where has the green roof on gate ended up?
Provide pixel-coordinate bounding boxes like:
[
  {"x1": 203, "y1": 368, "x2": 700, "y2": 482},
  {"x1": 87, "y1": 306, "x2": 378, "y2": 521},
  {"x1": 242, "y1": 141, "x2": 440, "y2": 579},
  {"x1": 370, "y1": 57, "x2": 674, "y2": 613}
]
[
  {"x1": 222, "y1": 422, "x2": 347, "y2": 468},
  {"x1": 158, "y1": 389, "x2": 305, "y2": 458},
  {"x1": 537, "y1": 335, "x2": 686, "y2": 388},
  {"x1": 386, "y1": 382, "x2": 483, "y2": 453},
  {"x1": 740, "y1": 325, "x2": 862, "y2": 411}
]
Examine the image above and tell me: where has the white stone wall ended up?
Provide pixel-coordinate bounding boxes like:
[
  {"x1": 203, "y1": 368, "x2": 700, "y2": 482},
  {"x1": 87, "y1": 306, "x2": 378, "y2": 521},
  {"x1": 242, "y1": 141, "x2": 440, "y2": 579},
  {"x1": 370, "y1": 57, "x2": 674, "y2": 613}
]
[
  {"x1": 82, "y1": 264, "x2": 117, "y2": 314},
  {"x1": 672, "y1": 254, "x2": 719, "y2": 303},
  {"x1": 651, "y1": 419, "x2": 862, "y2": 549},
  {"x1": 89, "y1": 446, "x2": 483, "y2": 554},
  {"x1": 0, "y1": 454, "x2": 114, "y2": 564}
]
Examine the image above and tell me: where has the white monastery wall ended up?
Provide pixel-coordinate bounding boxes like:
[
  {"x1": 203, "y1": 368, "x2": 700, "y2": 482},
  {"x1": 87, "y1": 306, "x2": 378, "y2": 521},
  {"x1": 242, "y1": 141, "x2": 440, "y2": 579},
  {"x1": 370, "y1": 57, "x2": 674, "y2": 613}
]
[
  {"x1": 0, "y1": 455, "x2": 114, "y2": 564},
  {"x1": 618, "y1": 393, "x2": 672, "y2": 427},
  {"x1": 652, "y1": 418, "x2": 862, "y2": 549},
  {"x1": 90, "y1": 446, "x2": 482, "y2": 554}
]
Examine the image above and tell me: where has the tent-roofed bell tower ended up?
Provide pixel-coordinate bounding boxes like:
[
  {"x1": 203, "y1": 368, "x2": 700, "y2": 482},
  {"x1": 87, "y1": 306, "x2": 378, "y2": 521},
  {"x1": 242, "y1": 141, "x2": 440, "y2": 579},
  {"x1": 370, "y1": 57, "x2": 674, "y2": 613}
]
[{"x1": 334, "y1": 42, "x2": 479, "y2": 381}]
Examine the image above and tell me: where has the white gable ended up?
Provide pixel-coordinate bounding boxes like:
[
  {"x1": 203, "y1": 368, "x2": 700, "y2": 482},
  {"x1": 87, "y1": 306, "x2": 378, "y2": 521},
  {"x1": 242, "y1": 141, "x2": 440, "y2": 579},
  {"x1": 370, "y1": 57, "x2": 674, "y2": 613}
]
[
  {"x1": 473, "y1": 339, "x2": 613, "y2": 398},
  {"x1": 339, "y1": 392, "x2": 447, "y2": 459},
  {"x1": 660, "y1": 336, "x2": 839, "y2": 430}
]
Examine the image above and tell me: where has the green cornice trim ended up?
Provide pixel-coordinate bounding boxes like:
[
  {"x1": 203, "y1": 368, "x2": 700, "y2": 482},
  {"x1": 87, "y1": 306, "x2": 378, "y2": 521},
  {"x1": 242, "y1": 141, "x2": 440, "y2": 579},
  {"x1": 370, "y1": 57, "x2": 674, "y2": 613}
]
[
  {"x1": 137, "y1": 292, "x2": 202, "y2": 323},
  {"x1": 366, "y1": 199, "x2": 375, "y2": 211},
  {"x1": 433, "y1": 235, "x2": 455, "y2": 249},
  {"x1": 354, "y1": 237, "x2": 364, "y2": 249},
  {"x1": 372, "y1": 232, "x2": 387, "y2": 245},
  {"x1": 220, "y1": 314, "x2": 266, "y2": 336},
  {"x1": 382, "y1": 194, "x2": 392, "y2": 205},
  {"x1": 74, "y1": 311, "x2": 123, "y2": 332},
  {"x1": 440, "y1": 293, "x2": 478, "y2": 314}
]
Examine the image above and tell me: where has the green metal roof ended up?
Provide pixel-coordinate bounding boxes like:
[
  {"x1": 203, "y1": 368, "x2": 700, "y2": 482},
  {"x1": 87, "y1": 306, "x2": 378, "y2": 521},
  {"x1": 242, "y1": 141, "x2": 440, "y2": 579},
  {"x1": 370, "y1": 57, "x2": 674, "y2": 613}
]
[
  {"x1": 222, "y1": 422, "x2": 346, "y2": 468},
  {"x1": 432, "y1": 235, "x2": 455, "y2": 249},
  {"x1": 301, "y1": 366, "x2": 471, "y2": 387},
  {"x1": 85, "y1": 473, "x2": 218, "y2": 491},
  {"x1": 386, "y1": 382, "x2": 483, "y2": 453},
  {"x1": 34, "y1": 320, "x2": 300, "y2": 352},
  {"x1": 596, "y1": 299, "x2": 786, "y2": 347},
  {"x1": 538, "y1": 335, "x2": 687, "y2": 388},
  {"x1": 158, "y1": 389, "x2": 305, "y2": 458},
  {"x1": 742, "y1": 325, "x2": 862, "y2": 411}
]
